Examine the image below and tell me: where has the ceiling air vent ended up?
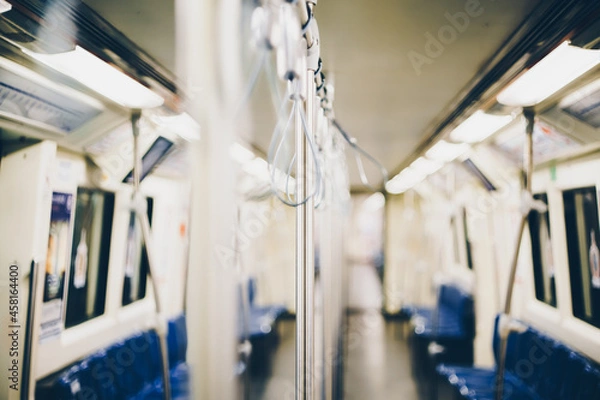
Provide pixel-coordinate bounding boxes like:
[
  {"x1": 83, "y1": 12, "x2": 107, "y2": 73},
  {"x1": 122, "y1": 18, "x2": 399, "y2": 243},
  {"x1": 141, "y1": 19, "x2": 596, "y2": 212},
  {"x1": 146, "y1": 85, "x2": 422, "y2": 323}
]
[{"x1": 561, "y1": 79, "x2": 600, "y2": 129}]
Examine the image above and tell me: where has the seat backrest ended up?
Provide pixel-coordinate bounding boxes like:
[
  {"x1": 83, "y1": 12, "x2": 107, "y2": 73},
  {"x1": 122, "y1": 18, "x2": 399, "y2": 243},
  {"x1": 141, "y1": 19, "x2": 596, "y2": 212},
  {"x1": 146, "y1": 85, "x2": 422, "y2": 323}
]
[
  {"x1": 492, "y1": 315, "x2": 600, "y2": 400},
  {"x1": 36, "y1": 316, "x2": 185, "y2": 399},
  {"x1": 437, "y1": 284, "x2": 475, "y2": 336},
  {"x1": 438, "y1": 284, "x2": 462, "y2": 310},
  {"x1": 168, "y1": 313, "x2": 188, "y2": 366}
]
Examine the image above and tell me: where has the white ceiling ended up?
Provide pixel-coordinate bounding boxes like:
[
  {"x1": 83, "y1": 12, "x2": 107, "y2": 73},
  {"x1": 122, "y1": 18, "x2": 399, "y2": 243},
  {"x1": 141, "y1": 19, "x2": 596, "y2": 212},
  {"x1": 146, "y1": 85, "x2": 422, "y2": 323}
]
[
  {"x1": 316, "y1": 0, "x2": 541, "y2": 187},
  {"x1": 84, "y1": 0, "x2": 541, "y2": 188}
]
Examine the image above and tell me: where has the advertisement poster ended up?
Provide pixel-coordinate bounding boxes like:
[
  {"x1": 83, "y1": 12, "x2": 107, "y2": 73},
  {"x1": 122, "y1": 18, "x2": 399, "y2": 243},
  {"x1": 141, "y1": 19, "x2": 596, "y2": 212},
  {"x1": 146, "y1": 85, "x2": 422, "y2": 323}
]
[{"x1": 40, "y1": 192, "x2": 73, "y2": 341}]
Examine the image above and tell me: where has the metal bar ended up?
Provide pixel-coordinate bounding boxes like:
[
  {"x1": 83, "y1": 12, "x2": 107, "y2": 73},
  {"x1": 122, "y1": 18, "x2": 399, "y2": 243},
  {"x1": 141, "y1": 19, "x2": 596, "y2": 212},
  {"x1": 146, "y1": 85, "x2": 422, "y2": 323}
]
[
  {"x1": 495, "y1": 110, "x2": 535, "y2": 400},
  {"x1": 21, "y1": 260, "x2": 38, "y2": 400},
  {"x1": 296, "y1": 70, "x2": 316, "y2": 400},
  {"x1": 296, "y1": 87, "x2": 307, "y2": 400},
  {"x1": 494, "y1": 215, "x2": 526, "y2": 400},
  {"x1": 306, "y1": 70, "x2": 316, "y2": 400},
  {"x1": 131, "y1": 110, "x2": 172, "y2": 400},
  {"x1": 320, "y1": 114, "x2": 333, "y2": 400},
  {"x1": 132, "y1": 110, "x2": 142, "y2": 193},
  {"x1": 138, "y1": 210, "x2": 171, "y2": 400}
]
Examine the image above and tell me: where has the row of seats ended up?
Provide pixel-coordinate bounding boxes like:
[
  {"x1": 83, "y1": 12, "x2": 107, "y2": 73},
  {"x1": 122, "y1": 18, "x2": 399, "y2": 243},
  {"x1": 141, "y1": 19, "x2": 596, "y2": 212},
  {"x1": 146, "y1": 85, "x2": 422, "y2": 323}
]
[
  {"x1": 406, "y1": 283, "x2": 476, "y2": 399},
  {"x1": 238, "y1": 278, "x2": 287, "y2": 376},
  {"x1": 238, "y1": 278, "x2": 286, "y2": 341},
  {"x1": 437, "y1": 314, "x2": 600, "y2": 400},
  {"x1": 409, "y1": 284, "x2": 476, "y2": 339},
  {"x1": 36, "y1": 315, "x2": 189, "y2": 399}
]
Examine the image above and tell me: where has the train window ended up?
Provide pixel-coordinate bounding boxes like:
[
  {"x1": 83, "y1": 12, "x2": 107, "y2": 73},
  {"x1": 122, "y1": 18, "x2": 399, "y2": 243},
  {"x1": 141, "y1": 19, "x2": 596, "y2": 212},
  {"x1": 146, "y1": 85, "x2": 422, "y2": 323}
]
[
  {"x1": 563, "y1": 187, "x2": 600, "y2": 328},
  {"x1": 528, "y1": 193, "x2": 557, "y2": 307},
  {"x1": 122, "y1": 198, "x2": 153, "y2": 306},
  {"x1": 65, "y1": 189, "x2": 115, "y2": 328}
]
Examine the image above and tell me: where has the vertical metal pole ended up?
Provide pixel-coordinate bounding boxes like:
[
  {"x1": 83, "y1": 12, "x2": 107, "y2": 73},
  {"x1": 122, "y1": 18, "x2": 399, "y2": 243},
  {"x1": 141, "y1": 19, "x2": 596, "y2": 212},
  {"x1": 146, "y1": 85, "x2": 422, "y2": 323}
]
[
  {"x1": 306, "y1": 70, "x2": 316, "y2": 400},
  {"x1": 296, "y1": 70, "x2": 316, "y2": 400},
  {"x1": 296, "y1": 88, "x2": 307, "y2": 400},
  {"x1": 321, "y1": 115, "x2": 333, "y2": 400},
  {"x1": 495, "y1": 110, "x2": 535, "y2": 400},
  {"x1": 131, "y1": 110, "x2": 172, "y2": 400}
]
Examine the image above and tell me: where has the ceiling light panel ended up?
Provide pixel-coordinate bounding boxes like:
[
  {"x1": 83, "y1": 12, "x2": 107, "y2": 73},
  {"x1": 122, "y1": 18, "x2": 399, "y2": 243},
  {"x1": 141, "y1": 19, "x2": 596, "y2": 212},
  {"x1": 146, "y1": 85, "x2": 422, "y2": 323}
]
[
  {"x1": 449, "y1": 111, "x2": 513, "y2": 143},
  {"x1": 24, "y1": 46, "x2": 164, "y2": 109},
  {"x1": 497, "y1": 42, "x2": 600, "y2": 107}
]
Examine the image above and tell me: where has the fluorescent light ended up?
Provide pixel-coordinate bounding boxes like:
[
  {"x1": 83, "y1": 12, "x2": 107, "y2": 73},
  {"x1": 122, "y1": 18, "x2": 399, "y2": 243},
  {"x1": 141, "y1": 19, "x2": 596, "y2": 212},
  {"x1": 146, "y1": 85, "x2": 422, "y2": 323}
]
[
  {"x1": 0, "y1": 1, "x2": 12, "y2": 14},
  {"x1": 385, "y1": 167, "x2": 427, "y2": 194},
  {"x1": 362, "y1": 192, "x2": 385, "y2": 212},
  {"x1": 153, "y1": 113, "x2": 200, "y2": 141},
  {"x1": 24, "y1": 46, "x2": 164, "y2": 109},
  {"x1": 449, "y1": 111, "x2": 513, "y2": 143},
  {"x1": 410, "y1": 157, "x2": 443, "y2": 176},
  {"x1": 386, "y1": 158, "x2": 442, "y2": 195},
  {"x1": 426, "y1": 140, "x2": 469, "y2": 162},
  {"x1": 243, "y1": 157, "x2": 270, "y2": 181},
  {"x1": 385, "y1": 179, "x2": 410, "y2": 195},
  {"x1": 497, "y1": 42, "x2": 600, "y2": 107},
  {"x1": 230, "y1": 143, "x2": 256, "y2": 164}
]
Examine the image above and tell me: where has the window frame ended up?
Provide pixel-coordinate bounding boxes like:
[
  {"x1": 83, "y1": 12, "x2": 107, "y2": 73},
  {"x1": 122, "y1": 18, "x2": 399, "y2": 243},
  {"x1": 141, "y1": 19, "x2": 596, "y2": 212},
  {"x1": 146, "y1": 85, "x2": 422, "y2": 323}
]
[
  {"x1": 528, "y1": 192, "x2": 558, "y2": 308},
  {"x1": 121, "y1": 197, "x2": 153, "y2": 307},
  {"x1": 562, "y1": 185, "x2": 600, "y2": 329},
  {"x1": 63, "y1": 187, "x2": 116, "y2": 328}
]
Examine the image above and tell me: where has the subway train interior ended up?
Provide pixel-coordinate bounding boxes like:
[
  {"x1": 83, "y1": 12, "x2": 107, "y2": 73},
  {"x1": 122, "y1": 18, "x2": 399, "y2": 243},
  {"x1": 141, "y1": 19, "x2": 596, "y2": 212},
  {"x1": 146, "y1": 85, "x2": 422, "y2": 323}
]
[{"x1": 2, "y1": 0, "x2": 600, "y2": 399}]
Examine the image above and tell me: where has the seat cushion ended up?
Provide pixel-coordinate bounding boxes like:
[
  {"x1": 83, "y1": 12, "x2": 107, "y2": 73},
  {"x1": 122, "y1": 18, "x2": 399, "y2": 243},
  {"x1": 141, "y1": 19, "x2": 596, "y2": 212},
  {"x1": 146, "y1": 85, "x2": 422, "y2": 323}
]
[
  {"x1": 35, "y1": 316, "x2": 189, "y2": 400},
  {"x1": 439, "y1": 314, "x2": 600, "y2": 400},
  {"x1": 436, "y1": 364, "x2": 539, "y2": 400}
]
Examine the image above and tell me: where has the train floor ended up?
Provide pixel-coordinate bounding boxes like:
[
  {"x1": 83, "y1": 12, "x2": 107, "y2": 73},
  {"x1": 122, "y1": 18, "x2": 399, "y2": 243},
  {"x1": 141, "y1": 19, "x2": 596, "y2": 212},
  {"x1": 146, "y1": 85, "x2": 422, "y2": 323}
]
[{"x1": 247, "y1": 264, "x2": 419, "y2": 399}]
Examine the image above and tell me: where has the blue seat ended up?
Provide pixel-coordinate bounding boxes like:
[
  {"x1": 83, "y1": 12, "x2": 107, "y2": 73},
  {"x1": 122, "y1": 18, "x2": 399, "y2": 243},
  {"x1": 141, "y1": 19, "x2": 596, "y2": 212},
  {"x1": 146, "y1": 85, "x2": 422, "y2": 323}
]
[
  {"x1": 437, "y1": 314, "x2": 600, "y2": 400},
  {"x1": 412, "y1": 284, "x2": 475, "y2": 340},
  {"x1": 36, "y1": 315, "x2": 190, "y2": 399},
  {"x1": 134, "y1": 362, "x2": 190, "y2": 400},
  {"x1": 236, "y1": 278, "x2": 287, "y2": 377},
  {"x1": 409, "y1": 283, "x2": 475, "y2": 399},
  {"x1": 238, "y1": 278, "x2": 286, "y2": 341},
  {"x1": 168, "y1": 314, "x2": 188, "y2": 366},
  {"x1": 401, "y1": 305, "x2": 433, "y2": 320}
]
